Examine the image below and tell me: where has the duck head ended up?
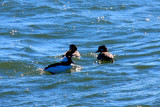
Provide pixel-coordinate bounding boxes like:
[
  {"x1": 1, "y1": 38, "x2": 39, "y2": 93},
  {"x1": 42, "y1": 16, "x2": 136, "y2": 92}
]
[
  {"x1": 69, "y1": 44, "x2": 77, "y2": 51},
  {"x1": 96, "y1": 45, "x2": 108, "y2": 52}
]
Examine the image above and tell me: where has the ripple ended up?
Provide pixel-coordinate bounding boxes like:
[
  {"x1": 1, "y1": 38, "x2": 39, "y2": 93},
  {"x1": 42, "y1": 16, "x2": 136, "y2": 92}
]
[
  {"x1": 40, "y1": 80, "x2": 67, "y2": 89},
  {"x1": 0, "y1": 91, "x2": 18, "y2": 97},
  {"x1": 138, "y1": 28, "x2": 160, "y2": 33},
  {"x1": 135, "y1": 65, "x2": 156, "y2": 70}
]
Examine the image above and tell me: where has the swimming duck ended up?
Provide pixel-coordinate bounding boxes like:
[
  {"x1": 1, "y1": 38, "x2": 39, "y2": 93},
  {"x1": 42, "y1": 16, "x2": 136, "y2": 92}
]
[
  {"x1": 96, "y1": 45, "x2": 114, "y2": 62},
  {"x1": 44, "y1": 51, "x2": 74, "y2": 74},
  {"x1": 64, "y1": 44, "x2": 80, "y2": 57}
]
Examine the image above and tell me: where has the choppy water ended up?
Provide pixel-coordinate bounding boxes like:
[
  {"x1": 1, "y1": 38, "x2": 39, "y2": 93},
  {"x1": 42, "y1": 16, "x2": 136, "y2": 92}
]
[{"x1": 1, "y1": 0, "x2": 160, "y2": 106}]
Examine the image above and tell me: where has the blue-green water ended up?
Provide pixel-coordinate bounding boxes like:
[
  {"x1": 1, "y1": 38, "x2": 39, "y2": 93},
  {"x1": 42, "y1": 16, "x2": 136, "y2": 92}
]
[{"x1": 0, "y1": 0, "x2": 160, "y2": 106}]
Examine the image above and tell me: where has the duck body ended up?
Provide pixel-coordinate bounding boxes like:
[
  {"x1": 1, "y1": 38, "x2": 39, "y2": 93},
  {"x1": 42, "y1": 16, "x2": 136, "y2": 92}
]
[
  {"x1": 72, "y1": 50, "x2": 80, "y2": 57},
  {"x1": 97, "y1": 52, "x2": 114, "y2": 61},
  {"x1": 96, "y1": 45, "x2": 114, "y2": 62},
  {"x1": 64, "y1": 50, "x2": 80, "y2": 58},
  {"x1": 44, "y1": 52, "x2": 73, "y2": 74},
  {"x1": 44, "y1": 62, "x2": 72, "y2": 74},
  {"x1": 64, "y1": 44, "x2": 80, "y2": 57}
]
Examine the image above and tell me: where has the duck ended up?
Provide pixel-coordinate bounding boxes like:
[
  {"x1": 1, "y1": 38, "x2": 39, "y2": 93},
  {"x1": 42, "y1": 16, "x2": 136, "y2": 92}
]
[
  {"x1": 44, "y1": 51, "x2": 74, "y2": 74},
  {"x1": 64, "y1": 44, "x2": 80, "y2": 58},
  {"x1": 96, "y1": 45, "x2": 114, "y2": 62}
]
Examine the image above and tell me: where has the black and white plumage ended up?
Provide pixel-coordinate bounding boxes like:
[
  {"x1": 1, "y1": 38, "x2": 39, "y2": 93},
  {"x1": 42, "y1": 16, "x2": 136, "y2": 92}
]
[
  {"x1": 44, "y1": 52, "x2": 74, "y2": 74},
  {"x1": 96, "y1": 45, "x2": 114, "y2": 62},
  {"x1": 64, "y1": 44, "x2": 80, "y2": 58}
]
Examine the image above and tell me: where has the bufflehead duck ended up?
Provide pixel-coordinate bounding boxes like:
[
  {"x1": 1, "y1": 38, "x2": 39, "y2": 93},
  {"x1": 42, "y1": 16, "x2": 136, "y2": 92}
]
[
  {"x1": 44, "y1": 52, "x2": 74, "y2": 74},
  {"x1": 64, "y1": 44, "x2": 80, "y2": 57},
  {"x1": 96, "y1": 45, "x2": 114, "y2": 62}
]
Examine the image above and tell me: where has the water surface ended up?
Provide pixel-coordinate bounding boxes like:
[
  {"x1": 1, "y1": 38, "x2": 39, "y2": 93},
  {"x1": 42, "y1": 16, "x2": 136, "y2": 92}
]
[{"x1": 0, "y1": 0, "x2": 160, "y2": 106}]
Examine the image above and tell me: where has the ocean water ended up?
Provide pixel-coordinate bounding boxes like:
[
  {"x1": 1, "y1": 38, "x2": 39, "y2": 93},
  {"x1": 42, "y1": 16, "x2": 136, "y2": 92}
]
[{"x1": 0, "y1": 0, "x2": 160, "y2": 106}]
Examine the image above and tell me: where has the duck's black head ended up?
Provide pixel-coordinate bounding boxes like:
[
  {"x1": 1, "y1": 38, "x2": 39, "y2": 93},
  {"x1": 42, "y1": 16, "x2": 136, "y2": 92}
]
[
  {"x1": 69, "y1": 44, "x2": 77, "y2": 51},
  {"x1": 96, "y1": 45, "x2": 108, "y2": 52}
]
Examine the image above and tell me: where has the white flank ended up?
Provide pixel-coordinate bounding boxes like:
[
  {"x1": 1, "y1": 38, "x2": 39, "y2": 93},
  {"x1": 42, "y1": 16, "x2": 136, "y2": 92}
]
[{"x1": 45, "y1": 65, "x2": 72, "y2": 74}]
